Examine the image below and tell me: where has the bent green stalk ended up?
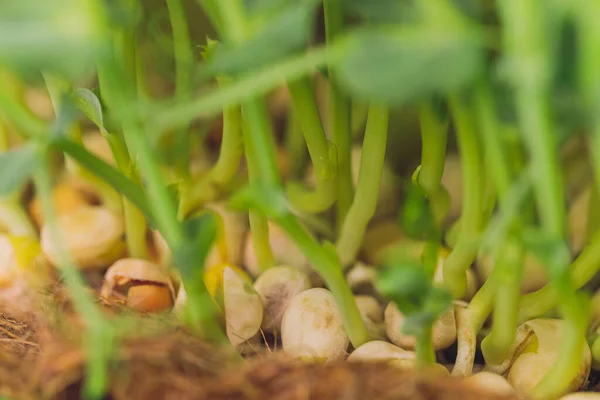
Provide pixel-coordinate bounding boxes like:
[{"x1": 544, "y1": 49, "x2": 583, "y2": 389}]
[
  {"x1": 474, "y1": 80, "x2": 524, "y2": 365},
  {"x1": 336, "y1": 105, "x2": 388, "y2": 267},
  {"x1": 417, "y1": 101, "x2": 448, "y2": 225},
  {"x1": 179, "y1": 101, "x2": 243, "y2": 217},
  {"x1": 286, "y1": 77, "x2": 337, "y2": 213},
  {"x1": 324, "y1": 0, "x2": 353, "y2": 232},
  {"x1": 443, "y1": 95, "x2": 484, "y2": 299}
]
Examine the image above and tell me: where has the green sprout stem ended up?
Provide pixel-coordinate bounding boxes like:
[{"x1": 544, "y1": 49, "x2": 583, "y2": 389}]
[
  {"x1": 179, "y1": 101, "x2": 243, "y2": 217},
  {"x1": 285, "y1": 77, "x2": 337, "y2": 213},
  {"x1": 242, "y1": 116, "x2": 276, "y2": 271},
  {"x1": 416, "y1": 325, "x2": 436, "y2": 366},
  {"x1": 166, "y1": 0, "x2": 194, "y2": 179},
  {"x1": 443, "y1": 95, "x2": 484, "y2": 299},
  {"x1": 324, "y1": 0, "x2": 354, "y2": 232},
  {"x1": 474, "y1": 80, "x2": 524, "y2": 365},
  {"x1": 336, "y1": 105, "x2": 388, "y2": 267},
  {"x1": 417, "y1": 100, "x2": 449, "y2": 224},
  {"x1": 497, "y1": 1, "x2": 586, "y2": 397}
]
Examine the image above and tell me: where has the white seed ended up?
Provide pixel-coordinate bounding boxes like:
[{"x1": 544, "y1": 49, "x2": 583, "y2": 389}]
[
  {"x1": 506, "y1": 319, "x2": 591, "y2": 397},
  {"x1": 348, "y1": 340, "x2": 415, "y2": 362},
  {"x1": 355, "y1": 295, "x2": 386, "y2": 340},
  {"x1": 346, "y1": 262, "x2": 377, "y2": 291},
  {"x1": 355, "y1": 295, "x2": 383, "y2": 323},
  {"x1": 223, "y1": 266, "x2": 263, "y2": 346},
  {"x1": 243, "y1": 221, "x2": 310, "y2": 277},
  {"x1": 464, "y1": 372, "x2": 515, "y2": 397},
  {"x1": 385, "y1": 301, "x2": 456, "y2": 351},
  {"x1": 41, "y1": 206, "x2": 125, "y2": 270},
  {"x1": 253, "y1": 265, "x2": 311, "y2": 332},
  {"x1": 281, "y1": 288, "x2": 349, "y2": 361}
]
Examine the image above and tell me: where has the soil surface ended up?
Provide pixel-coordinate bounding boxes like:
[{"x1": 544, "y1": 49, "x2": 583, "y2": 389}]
[{"x1": 0, "y1": 292, "x2": 523, "y2": 400}]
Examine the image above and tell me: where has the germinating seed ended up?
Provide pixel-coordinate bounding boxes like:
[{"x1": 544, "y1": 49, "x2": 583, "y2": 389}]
[
  {"x1": 253, "y1": 265, "x2": 311, "y2": 332},
  {"x1": 281, "y1": 288, "x2": 349, "y2": 361},
  {"x1": 41, "y1": 206, "x2": 125, "y2": 269}
]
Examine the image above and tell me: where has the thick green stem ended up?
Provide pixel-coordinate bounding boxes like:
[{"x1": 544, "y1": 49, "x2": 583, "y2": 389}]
[
  {"x1": 285, "y1": 77, "x2": 336, "y2": 213},
  {"x1": 324, "y1": 0, "x2": 353, "y2": 232},
  {"x1": 443, "y1": 96, "x2": 484, "y2": 299},
  {"x1": 474, "y1": 80, "x2": 524, "y2": 365},
  {"x1": 336, "y1": 105, "x2": 388, "y2": 266},
  {"x1": 480, "y1": 244, "x2": 524, "y2": 364}
]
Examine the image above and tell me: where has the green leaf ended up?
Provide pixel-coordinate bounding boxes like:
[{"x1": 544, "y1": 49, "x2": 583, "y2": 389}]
[
  {"x1": 376, "y1": 261, "x2": 431, "y2": 315},
  {"x1": 402, "y1": 287, "x2": 452, "y2": 335},
  {"x1": 204, "y1": 0, "x2": 318, "y2": 76},
  {"x1": 334, "y1": 27, "x2": 485, "y2": 105},
  {"x1": 0, "y1": 143, "x2": 38, "y2": 196},
  {"x1": 72, "y1": 88, "x2": 106, "y2": 132},
  {"x1": 400, "y1": 182, "x2": 439, "y2": 241},
  {"x1": 521, "y1": 227, "x2": 571, "y2": 280},
  {"x1": 51, "y1": 137, "x2": 156, "y2": 227}
]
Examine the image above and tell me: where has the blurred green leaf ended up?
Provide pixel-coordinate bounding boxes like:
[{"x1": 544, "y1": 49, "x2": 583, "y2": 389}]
[
  {"x1": 0, "y1": 0, "x2": 107, "y2": 79},
  {"x1": 376, "y1": 261, "x2": 431, "y2": 315},
  {"x1": 400, "y1": 182, "x2": 440, "y2": 241},
  {"x1": 402, "y1": 287, "x2": 452, "y2": 335},
  {"x1": 342, "y1": 0, "x2": 417, "y2": 23},
  {"x1": 0, "y1": 143, "x2": 38, "y2": 196},
  {"x1": 334, "y1": 27, "x2": 485, "y2": 105},
  {"x1": 204, "y1": 0, "x2": 318, "y2": 76},
  {"x1": 73, "y1": 88, "x2": 106, "y2": 132}
]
